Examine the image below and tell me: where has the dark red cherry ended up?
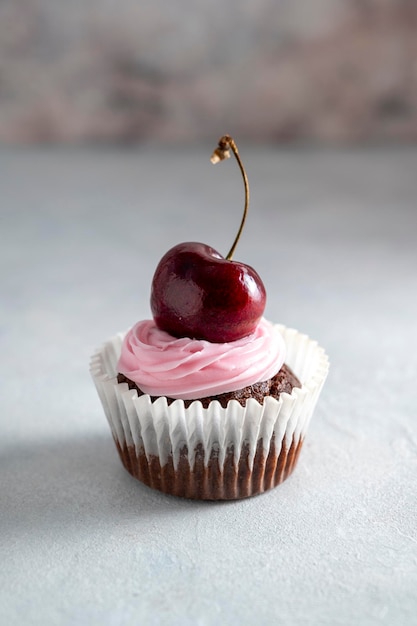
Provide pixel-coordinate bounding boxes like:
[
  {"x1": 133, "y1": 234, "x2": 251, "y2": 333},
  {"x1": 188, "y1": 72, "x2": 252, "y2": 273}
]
[
  {"x1": 150, "y1": 135, "x2": 266, "y2": 342},
  {"x1": 150, "y1": 242, "x2": 266, "y2": 343}
]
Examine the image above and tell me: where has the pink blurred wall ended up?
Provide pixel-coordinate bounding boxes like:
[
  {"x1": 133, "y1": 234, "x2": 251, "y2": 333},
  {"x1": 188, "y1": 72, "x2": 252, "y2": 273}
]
[{"x1": 0, "y1": 0, "x2": 416, "y2": 144}]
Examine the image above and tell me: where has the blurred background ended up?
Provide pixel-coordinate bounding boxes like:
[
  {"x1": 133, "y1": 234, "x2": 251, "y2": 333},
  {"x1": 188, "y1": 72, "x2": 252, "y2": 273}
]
[{"x1": 1, "y1": 0, "x2": 416, "y2": 146}]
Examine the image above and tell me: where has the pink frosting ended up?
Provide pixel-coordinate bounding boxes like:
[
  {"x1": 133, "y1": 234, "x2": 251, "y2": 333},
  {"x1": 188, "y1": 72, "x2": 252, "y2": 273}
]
[{"x1": 117, "y1": 318, "x2": 286, "y2": 400}]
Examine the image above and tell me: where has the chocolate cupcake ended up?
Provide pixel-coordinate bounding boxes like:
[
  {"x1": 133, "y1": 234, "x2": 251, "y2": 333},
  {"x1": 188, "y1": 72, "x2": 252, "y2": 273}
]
[
  {"x1": 90, "y1": 322, "x2": 328, "y2": 500},
  {"x1": 90, "y1": 135, "x2": 329, "y2": 500}
]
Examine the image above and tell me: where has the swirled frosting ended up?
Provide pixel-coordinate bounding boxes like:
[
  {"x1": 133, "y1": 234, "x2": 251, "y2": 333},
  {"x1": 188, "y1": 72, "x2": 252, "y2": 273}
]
[{"x1": 117, "y1": 318, "x2": 285, "y2": 400}]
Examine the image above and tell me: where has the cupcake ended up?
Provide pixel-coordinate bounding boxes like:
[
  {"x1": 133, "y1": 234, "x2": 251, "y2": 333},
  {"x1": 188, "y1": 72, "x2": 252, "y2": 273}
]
[{"x1": 90, "y1": 135, "x2": 329, "y2": 500}]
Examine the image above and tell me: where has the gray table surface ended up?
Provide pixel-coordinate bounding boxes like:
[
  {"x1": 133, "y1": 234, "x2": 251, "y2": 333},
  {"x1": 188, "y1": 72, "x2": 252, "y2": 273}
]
[{"x1": 1, "y1": 145, "x2": 417, "y2": 626}]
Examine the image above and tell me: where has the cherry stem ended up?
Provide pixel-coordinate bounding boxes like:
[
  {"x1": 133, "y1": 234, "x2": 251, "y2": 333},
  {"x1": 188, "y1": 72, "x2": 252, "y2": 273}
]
[{"x1": 210, "y1": 134, "x2": 249, "y2": 261}]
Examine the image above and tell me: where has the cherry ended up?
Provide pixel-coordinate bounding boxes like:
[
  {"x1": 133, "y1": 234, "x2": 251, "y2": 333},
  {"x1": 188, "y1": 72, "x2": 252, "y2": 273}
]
[
  {"x1": 150, "y1": 135, "x2": 267, "y2": 343},
  {"x1": 151, "y1": 242, "x2": 266, "y2": 342}
]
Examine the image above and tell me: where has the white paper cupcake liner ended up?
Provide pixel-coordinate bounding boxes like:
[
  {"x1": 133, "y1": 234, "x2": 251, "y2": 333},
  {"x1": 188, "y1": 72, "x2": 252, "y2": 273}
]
[{"x1": 90, "y1": 324, "x2": 329, "y2": 499}]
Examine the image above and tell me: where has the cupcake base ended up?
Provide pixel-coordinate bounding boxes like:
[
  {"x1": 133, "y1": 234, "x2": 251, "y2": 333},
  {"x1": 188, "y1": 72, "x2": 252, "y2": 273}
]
[
  {"x1": 115, "y1": 434, "x2": 303, "y2": 500},
  {"x1": 90, "y1": 324, "x2": 329, "y2": 501}
]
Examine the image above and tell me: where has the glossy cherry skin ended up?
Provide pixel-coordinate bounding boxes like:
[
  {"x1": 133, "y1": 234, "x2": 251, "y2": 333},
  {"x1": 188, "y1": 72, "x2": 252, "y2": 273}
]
[{"x1": 150, "y1": 242, "x2": 266, "y2": 343}]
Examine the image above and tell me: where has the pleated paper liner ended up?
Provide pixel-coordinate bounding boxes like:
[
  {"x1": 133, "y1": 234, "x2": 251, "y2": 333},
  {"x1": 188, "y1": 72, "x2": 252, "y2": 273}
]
[{"x1": 90, "y1": 324, "x2": 329, "y2": 500}]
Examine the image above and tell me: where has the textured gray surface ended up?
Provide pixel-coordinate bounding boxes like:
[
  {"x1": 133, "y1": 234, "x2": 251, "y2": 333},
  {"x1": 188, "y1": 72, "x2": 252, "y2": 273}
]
[{"x1": 1, "y1": 145, "x2": 417, "y2": 625}]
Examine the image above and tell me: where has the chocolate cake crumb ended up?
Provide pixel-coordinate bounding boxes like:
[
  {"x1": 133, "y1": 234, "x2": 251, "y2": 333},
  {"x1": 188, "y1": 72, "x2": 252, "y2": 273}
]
[{"x1": 117, "y1": 364, "x2": 301, "y2": 409}]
